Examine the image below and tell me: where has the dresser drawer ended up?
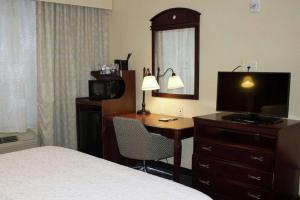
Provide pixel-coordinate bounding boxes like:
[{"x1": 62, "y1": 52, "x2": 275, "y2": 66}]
[
  {"x1": 194, "y1": 138, "x2": 275, "y2": 171},
  {"x1": 205, "y1": 192, "x2": 236, "y2": 200},
  {"x1": 193, "y1": 154, "x2": 273, "y2": 188},
  {"x1": 194, "y1": 173, "x2": 272, "y2": 200}
]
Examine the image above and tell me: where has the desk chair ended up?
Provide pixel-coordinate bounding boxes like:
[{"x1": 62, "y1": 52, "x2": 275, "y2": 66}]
[{"x1": 113, "y1": 117, "x2": 174, "y2": 175}]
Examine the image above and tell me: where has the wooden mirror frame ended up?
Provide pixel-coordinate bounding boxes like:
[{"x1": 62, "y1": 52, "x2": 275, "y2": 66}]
[{"x1": 151, "y1": 8, "x2": 201, "y2": 99}]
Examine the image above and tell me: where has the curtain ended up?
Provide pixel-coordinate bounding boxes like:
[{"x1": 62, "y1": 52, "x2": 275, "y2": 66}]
[
  {"x1": 37, "y1": 1, "x2": 109, "y2": 149},
  {"x1": 0, "y1": 0, "x2": 37, "y2": 132},
  {"x1": 155, "y1": 28, "x2": 195, "y2": 94}
]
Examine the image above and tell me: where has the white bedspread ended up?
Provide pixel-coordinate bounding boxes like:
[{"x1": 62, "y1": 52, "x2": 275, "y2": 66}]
[{"x1": 0, "y1": 146, "x2": 211, "y2": 200}]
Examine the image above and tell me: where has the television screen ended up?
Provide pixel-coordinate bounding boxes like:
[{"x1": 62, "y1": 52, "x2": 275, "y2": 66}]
[{"x1": 216, "y1": 72, "x2": 291, "y2": 118}]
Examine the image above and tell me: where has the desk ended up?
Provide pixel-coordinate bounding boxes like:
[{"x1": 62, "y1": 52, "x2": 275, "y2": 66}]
[{"x1": 115, "y1": 113, "x2": 194, "y2": 182}]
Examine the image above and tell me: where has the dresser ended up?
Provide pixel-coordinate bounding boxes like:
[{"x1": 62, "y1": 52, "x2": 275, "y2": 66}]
[{"x1": 193, "y1": 113, "x2": 300, "y2": 200}]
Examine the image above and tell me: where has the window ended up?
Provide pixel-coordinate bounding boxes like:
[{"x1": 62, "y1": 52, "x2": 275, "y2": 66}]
[{"x1": 0, "y1": 0, "x2": 37, "y2": 132}]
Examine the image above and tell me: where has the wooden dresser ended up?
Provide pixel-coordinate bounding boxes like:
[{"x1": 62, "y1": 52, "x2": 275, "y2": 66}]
[{"x1": 193, "y1": 113, "x2": 300, "y2": 200}]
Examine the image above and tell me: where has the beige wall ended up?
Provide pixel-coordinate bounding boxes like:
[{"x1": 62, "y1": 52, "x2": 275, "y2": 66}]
[
  {"x1": 37, "y1": 0, "x2": 112, "y2": 9},
  {"x1": 109, "y1": 0, "x2": 300, "y2": 169}
]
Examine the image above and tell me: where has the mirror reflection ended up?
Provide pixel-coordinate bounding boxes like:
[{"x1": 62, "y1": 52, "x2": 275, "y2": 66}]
[{"x1": 155, "y1": 28, "x2": 195, "y2": 94}]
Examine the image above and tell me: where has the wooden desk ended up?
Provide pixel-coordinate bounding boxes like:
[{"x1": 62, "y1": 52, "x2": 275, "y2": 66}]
[{"x1": 116, "y1": 113, "x2": 194, "y2": 182}]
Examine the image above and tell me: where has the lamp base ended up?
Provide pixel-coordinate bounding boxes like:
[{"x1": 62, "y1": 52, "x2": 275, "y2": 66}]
[{"x1": 137, "y1": 109, "x2": 151, "y2": 115}]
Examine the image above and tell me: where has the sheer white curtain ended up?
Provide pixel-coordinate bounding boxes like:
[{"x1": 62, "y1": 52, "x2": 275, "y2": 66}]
[
  {"x1": 0, "y1": 0, "x2": 37, "y2": 132},
  {"x1": 37, "y1": 2, "x2": 109, "y2": 149},
  {"x1": 155, "y1": 28, "x2": 195, "y2": 94}
]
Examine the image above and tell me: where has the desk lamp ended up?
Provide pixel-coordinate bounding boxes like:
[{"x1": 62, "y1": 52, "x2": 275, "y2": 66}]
[{"x1": 137, "y1": 68, "x2": 160, "y2": 115}]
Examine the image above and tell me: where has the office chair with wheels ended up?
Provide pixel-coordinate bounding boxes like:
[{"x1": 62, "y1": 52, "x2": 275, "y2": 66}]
[{"x1": 113, "y1": 116, "x2": 174, "y2": 175}]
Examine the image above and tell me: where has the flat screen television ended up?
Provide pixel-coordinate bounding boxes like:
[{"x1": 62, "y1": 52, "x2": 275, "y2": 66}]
[{"x1": 216, "y1": 72, "x2": 291, "y2": 124}]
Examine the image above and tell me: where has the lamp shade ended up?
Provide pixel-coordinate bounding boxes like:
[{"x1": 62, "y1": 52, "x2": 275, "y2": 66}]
[
  {"x1": 142, "y1": 75, "x2": 160, "y2": 91},
  {"x1": 167, "y1": 75, "x2": 184, "y2": 90}
]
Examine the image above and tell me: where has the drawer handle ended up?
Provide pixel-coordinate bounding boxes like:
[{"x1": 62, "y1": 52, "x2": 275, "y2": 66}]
[
  {"x1": 248, "y1": 174, "x2": 262, "y2": 181},
  {"x1": 199, "y1": 179, "x2": 210, "y2": 186},
  {"x1": 247, "y1": 192, "x2": 261, "y2": 200},
  {"x1": 250, "y1": 155, "x2": 264, "y2": 162},
  {"x1": 198, "y1": 163, "x2": 210, "y2": 169},
  {"x1": 201, "y1": 146, "x2": 212, "y2": 152}
]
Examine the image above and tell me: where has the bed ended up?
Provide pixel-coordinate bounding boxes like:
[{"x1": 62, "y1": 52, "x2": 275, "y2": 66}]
[{"x1": 0, "y1": 146, "x2": 211, "y2": 200}]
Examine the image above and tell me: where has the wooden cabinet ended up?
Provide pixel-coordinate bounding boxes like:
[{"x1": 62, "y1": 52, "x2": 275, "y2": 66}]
[
  {"x1": 193, "y1": 113, "x2": 300, "y2": 200},
  {"x1": 76, "y1": 70, "x2": 136, "y2": 158},
  {"x1": 76, "y1": 101, "x2": 102, "y2": 157}
]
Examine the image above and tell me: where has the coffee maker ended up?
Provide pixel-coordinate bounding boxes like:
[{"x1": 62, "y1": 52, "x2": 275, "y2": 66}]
[{"x1": 114, "y1": 53, "x2": 132, "y2": 70}]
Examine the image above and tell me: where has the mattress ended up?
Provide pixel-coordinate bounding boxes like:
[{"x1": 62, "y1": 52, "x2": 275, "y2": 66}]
[{"x1": 0, "y1": 146, "x2": 211, "y2": 200}]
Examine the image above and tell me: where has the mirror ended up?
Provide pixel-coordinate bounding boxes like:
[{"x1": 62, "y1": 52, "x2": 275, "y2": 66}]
[{"x1": 151, "y1": 8, "x2": 200, "y2": 99}]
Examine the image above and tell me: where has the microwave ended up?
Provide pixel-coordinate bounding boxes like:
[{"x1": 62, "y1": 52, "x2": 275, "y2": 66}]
[{"x1": 88, "y1": 77, "x2": 125, "y2": 100}]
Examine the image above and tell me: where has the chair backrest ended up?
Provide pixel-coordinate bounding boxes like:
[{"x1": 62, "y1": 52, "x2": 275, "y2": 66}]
[{"x1": 112, "y1": 117, "x2": 157, "y2": 160}]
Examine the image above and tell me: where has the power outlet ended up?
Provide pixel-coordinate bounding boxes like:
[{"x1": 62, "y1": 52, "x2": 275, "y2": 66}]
[
  {"x1": 178, "y1": 107, "x2": 184, "y2": 117},
  {"x1": 244, "y1": 61, "x2": 258, "y2": 72}
]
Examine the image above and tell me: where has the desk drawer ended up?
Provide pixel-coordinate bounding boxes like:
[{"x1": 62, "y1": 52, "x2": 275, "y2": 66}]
[
  {"x1": 193, "y1": 154, "x2": 273, "y2": 188},
  {"x1": 194, "y1": 173, "x2": 272, "y2": 200},
  {"x1": 194, "y1": 138, "x2": 275, "y2": 171}
]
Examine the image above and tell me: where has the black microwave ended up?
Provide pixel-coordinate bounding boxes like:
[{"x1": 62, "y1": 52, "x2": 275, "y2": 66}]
[{"x1": 89, "y1": 77, "x2": 125, "y2": 100}]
